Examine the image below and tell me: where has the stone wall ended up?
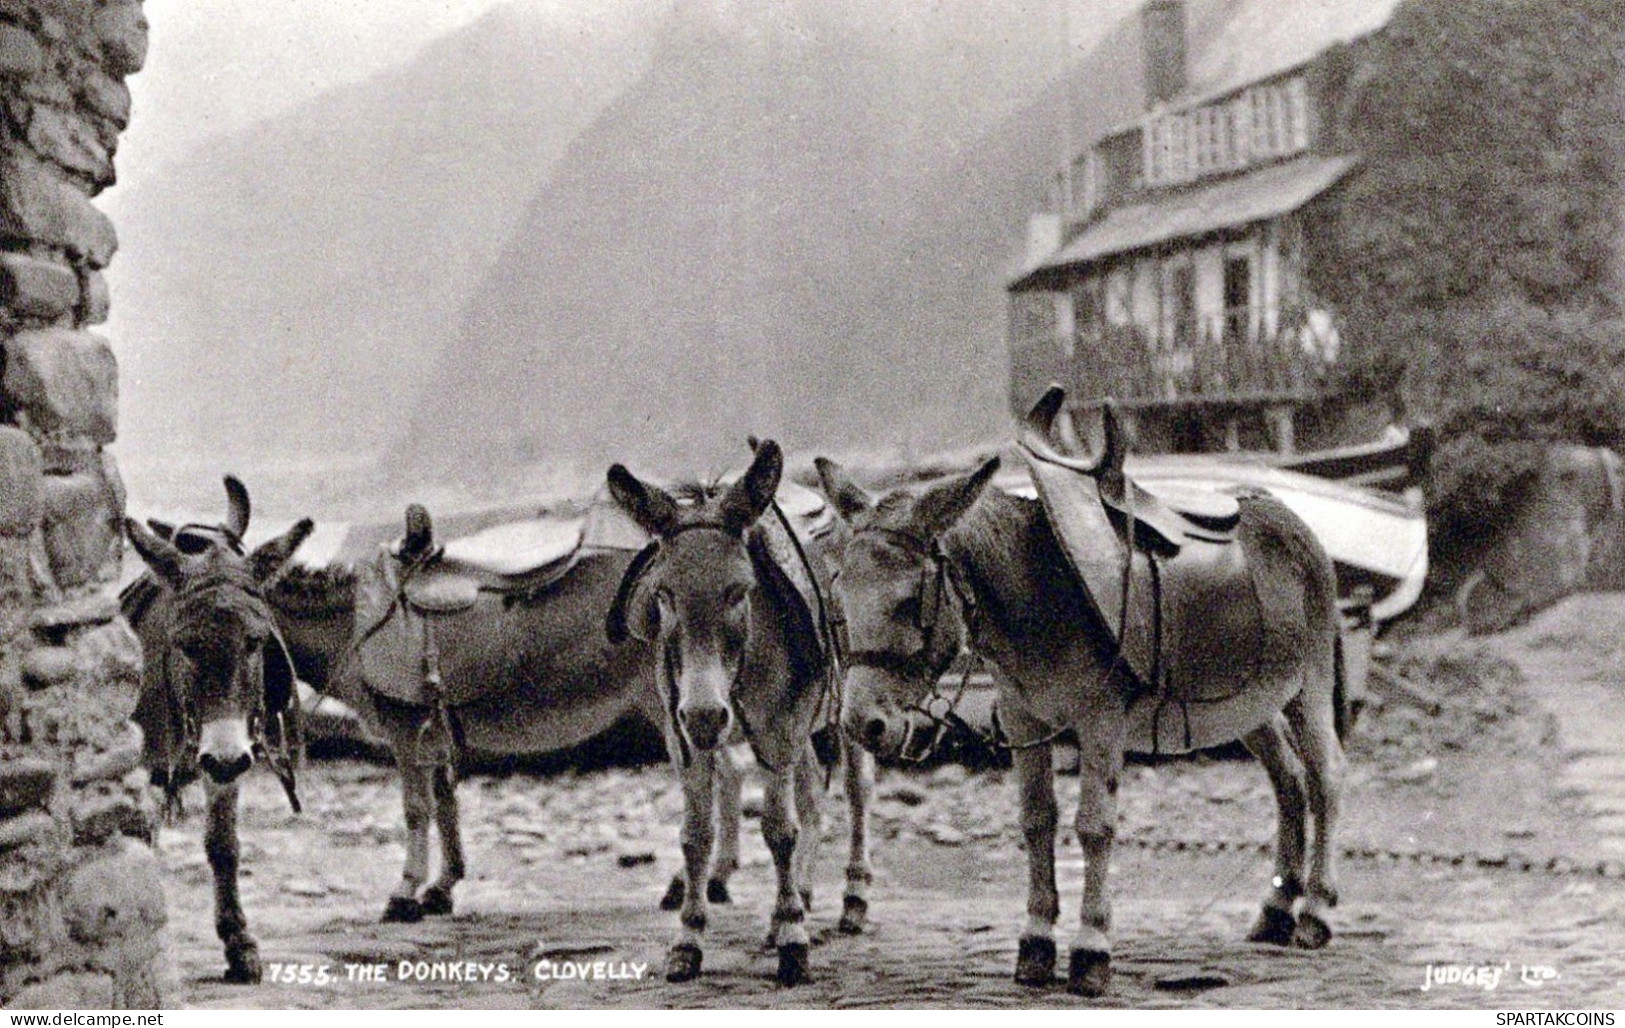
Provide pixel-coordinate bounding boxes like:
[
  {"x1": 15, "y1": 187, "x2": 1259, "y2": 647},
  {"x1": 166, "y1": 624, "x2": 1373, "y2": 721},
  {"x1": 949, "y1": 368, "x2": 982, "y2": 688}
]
[{"x1": 0, "y1": 0, "x2": 166, "y2": 1008}]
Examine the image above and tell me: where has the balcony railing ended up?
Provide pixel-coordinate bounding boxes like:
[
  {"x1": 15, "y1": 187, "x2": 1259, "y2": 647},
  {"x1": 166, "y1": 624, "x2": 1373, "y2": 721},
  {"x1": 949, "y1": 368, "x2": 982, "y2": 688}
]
[{"x1": 1069, "y1": 306, "x2": 1336, "y2": 406}]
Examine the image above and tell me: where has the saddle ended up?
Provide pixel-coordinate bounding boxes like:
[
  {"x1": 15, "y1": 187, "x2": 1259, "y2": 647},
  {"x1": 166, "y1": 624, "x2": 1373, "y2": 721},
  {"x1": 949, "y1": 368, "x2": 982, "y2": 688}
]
[
  {"x1": 1017, "y1": 386, "x2": 1271, "y2": 745},
  {"x1": 353, "y1": 501, "x2": 638, "y2": 709}
]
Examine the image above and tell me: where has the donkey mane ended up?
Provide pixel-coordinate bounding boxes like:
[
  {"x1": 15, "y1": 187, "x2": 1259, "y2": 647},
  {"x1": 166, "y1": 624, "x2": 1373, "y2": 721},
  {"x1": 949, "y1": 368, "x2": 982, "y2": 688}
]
[
  {"x1": 940, "y1": 488, "x2": 1094, "y2": 649},
  {"x1": 269, "y1": 563, "x2": 357, "y2": 616}
]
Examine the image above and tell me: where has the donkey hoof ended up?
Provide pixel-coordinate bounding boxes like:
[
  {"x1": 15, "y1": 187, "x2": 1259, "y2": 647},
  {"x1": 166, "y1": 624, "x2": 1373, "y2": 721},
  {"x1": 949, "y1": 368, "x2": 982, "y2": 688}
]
[
  {"x1": 1014, "y1": 935, "x2": 1056, "y2": 987},
  {"x1": 659, "y1": 876, "x2": 686, "y2": 911},
  {"x1": 223, "y1": 941, "x2": 262, "y2": 985},
  {"x1": 382, "y1": 896, "x2": 424, "y2": 923},
  {"x1": 420, "y1": 885, "x2": 455, "y2": 917},
  {"x1": 837, "y1": 895, "x2": 868, "y2": 935},
  {"x1": 666, "y1": 942, "x2": 703, "y2": 983},
  {"x1": 776, "y1": 942, "x2": 813, "y2": 986},
  {"x1": 1291, "y1": 911, "x2": 1332, "y2": 950},
  {"x1": 706, "y1": 878, "x2": 732, "y2": 904},
  {"x1": 1246, "y1": 905, "x2": 1296, "y2": 946},
  {"x1": 1067, "y1": 948, "x2": 1111, "y2": 997}
]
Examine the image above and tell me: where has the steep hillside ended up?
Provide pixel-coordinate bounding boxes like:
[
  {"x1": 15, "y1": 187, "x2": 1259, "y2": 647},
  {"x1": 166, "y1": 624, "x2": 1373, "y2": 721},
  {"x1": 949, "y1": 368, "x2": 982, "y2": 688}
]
[
  {"x1": 399, "y1": 0, "x2": 1098, "y2": 480},
  {"x1": 106, "y1": 1, "x2": 666, "y2": 464}
]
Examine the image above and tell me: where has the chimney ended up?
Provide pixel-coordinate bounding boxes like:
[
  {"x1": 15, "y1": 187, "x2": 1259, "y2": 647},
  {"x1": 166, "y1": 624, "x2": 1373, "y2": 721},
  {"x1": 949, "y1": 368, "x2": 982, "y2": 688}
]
[{"x1": 1140, "y1": 0, "x2": 1187, "y2": 107}]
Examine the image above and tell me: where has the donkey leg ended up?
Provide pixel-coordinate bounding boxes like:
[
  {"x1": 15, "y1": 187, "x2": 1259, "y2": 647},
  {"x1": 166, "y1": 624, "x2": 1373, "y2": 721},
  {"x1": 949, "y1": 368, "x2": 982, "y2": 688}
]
[
  {"x1": 837, "y1": 740, "x2": 875, "y2": 935},
  {"x1": 707, "y1": 744, "x2": 742, "y2": 904},
  {"x1": 791, "y1": 742, "x2": 825, "y2": 914},
  {"x1": 1012, "y1": 741, "x2": 1060, "y2": 987},
  {"x1": 421, "y1": 764, "x2": 464, "y2": 916},
  {"x1": 762, "y1": 763, "x2": 812, "y2": 986},
  {"x1": 1068, "y1": 720, "x2": 1124, "y2": 998},
  {"x1": 384, "y1": 758, "x2": 434, "y2": 923},
  {"x1": 1287, "y1": 690, "x2": 1345, "y2": 950},
  {"x1": 204, "y1": 778, "x2": 260, "y2": 983},
  {"x1": 1242, "y1": 715, "x2": 1307, "y2": 945},
  {"x1": 667, "y1": 751, "x2": 717, "y2": 983}
]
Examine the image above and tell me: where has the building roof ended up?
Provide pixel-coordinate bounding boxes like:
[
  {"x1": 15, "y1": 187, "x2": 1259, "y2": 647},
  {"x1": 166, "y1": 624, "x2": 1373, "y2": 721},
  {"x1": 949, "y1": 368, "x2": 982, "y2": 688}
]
[
  {"x1": 1184, "y1": 0, "x2": 1404, "y2": 106},
  {"x1": 1011, "y1": 154, "x2": 1357, "y2": 290}
]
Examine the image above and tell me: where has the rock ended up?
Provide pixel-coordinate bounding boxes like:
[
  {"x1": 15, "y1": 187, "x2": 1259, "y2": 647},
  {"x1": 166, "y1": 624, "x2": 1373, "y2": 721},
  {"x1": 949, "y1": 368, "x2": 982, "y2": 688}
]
[
  {"x1": 0, "y1": 22, "x2": 44, "y2": 77},
  {"x1": 77, "y1": 268, "x2": 109, "y2": 325},
  {"x1": 30, "y1": 589, "x2": 119, "y2": 630},
  {"x1": 879, "y1": 782, "x2": 928, "y2": 807},
  {"x1": 40, "y1": 467, "x2": 119, "y2": 588},
  {"x1": 70, "y1": 789, "x2": 147, "y2": 846},
  {"x1": 6, "y1": 972, "x2": 115, "y2": 1010},
  {"x1": 0, "y1": 811, "x2": 57, "y2": 851},
  {"x1": 21, "y1": 645, "x2": 78, "y2": 689},
  {"x1": 0, "y1": 758, "x2": 56, "y2": 814},
  {"x1": 0, "y1": 252, "x2": 80, "y2": 320},
  {"x1": 616, "y1": 850, "x2": 656, "y2": 868},
  {"x1": 2, "y1": 328, "x2": 118, "y2": 443},
  {"x1": 281, "y1": 879, "x2": 330, "y2": 898},
  {"x1": 0, "y1": 427, "x2": 42, "y2": 536},
  {"x1": 76, "y1": 71, "x2": 130, "y2": 130},
  {"x1": 0, "y1": 149, "x2": 116, "y2": 265},
  {"x1": 1388, "y1": 757, "x2": 1438, "y2": 784},
  {"x1": 925, "y1": 823, "x2": 966, "y2": 846},
  {"x1": 61, "y1": 840, "x2": 168, "y2": 943},
  {"x1": 22, "y1": 102, "x2": 114, "y2": 187},
  {"x1": 93, "y1": 2, "x2": 147, "y2": 76},
  {"x1": 71, "y1": 721, "x2": 142, "y2": 785}
]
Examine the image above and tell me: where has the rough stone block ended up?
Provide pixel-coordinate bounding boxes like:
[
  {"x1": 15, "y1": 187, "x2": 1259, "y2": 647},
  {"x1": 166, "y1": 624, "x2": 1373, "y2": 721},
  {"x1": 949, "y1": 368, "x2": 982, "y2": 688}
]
[
  {"x1": 6, "y1": 973, "x2": 116, "y2": 1011},
  {"x1": 70, "y1": 789, "x2": 145, "y2": 846},
  {"x1": 40, "y1": 486, "x2": 119, "y2": 589},
  {"x1": 0, "y1": 810, "x2": 54, "y2": 850},
  {"x1": 77, "y1": 70, "x2": 130, "y2": 130},
  {"x1": 62, "y1": 839, "x2": 168, "y2": 945},
  {"x1": 21, "y1": 644, "x2": 77, "y2": 689},
  {"x1": 76, "y1": 268, "x2": 109, "y2": 325},
  {"x1": 0, "y1": 758, "x2": 55, "y2": 815},
  {"x1": 2, "y1": 328, "x2": 118, "y2": 442},
  {"x1": 0, "y1": 149, "x2": 118, "y2": 266},
  {"x1": 0, "y1": 251, "x2": 80, "y2": 320},
  {"x1": 0, "y1": 426, "x2": 42, "y2": 535},
  {"x1": 93, "y1": 2, "x2": 147, "y2": 76},
  {"x1": 0, "y1": 21, "x2": 44, "y2": 77},
  {"x1": 24, "y1": 102, "x2": 115, "y2": 186},
  {"x1": 30, "y1": 589, "x2": 118, "y2": 630}
]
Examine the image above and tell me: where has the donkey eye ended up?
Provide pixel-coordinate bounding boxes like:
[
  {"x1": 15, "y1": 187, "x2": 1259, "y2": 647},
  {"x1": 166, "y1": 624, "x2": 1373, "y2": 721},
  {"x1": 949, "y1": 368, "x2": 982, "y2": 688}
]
[{"x1": 895, "y1": 596, "x2": 921, "y2": 622}]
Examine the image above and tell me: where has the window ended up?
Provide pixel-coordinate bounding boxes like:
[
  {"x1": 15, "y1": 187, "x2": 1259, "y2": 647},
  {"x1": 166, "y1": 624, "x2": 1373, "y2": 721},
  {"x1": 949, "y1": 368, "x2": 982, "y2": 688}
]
[
  {"x1": 1223, "y1": 255, "x2": 1253, "y2": 346},
  {"x1": 1168, "y1": 263, "x2": 1197, "y2": 349}
]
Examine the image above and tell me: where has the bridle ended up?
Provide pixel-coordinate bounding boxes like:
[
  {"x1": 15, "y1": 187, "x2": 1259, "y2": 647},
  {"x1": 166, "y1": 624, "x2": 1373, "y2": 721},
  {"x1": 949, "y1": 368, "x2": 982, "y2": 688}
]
[{"x1": 840, "y1": 527, "x2": 992, "y2": 764}]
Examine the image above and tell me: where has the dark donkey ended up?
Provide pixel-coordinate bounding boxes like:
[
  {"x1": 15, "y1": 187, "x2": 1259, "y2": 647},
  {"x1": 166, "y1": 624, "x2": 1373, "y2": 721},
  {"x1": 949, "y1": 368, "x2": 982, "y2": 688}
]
[
  {"x1": 606, "y1": 440, "x2": 875, "y2": 986},
  {"x1": 816, "y1": 389, "x2": 1345, "y2": 996},
  {"x1": 263, "y1": 503, "x2": 747, "y2": 923},
  {"x1": 120, "y1": 476, "x2": 313, "y2": 983}
]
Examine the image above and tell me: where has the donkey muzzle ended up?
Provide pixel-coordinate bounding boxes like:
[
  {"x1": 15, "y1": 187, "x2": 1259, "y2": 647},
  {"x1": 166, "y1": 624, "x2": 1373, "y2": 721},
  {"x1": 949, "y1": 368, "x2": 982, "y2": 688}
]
[
  {"x1": 198, "y1": 718, "x2": 255, "y2": 783},
  {"x1": 678, "y1": 702, "x2": 732, "y2": 753}
]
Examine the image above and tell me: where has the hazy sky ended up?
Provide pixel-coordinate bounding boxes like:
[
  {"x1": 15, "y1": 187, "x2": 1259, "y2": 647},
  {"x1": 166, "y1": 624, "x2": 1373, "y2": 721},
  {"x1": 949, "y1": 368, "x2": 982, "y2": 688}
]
[{"x1": 111, "y1": 0, "x2": 513, "y2": 195}]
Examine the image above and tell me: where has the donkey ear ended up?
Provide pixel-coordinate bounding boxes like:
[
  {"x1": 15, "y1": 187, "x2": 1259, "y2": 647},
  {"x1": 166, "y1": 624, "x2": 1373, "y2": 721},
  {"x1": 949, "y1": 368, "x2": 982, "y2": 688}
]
[
  {"x1": 608, "y1": 464, "x2": 682, "y2": 537},
  {"x1": 250, "y1": 518, "x2": 315, "y2": 584},
  {"x1": 721, "y1": 438, "x2": 782, "y2": 534},
  {"x1": 125, "y1": 517, "x2": 187, "y2": 588},
  {"x1": 223, "y1": 475, "x2": 251, "y2": 538},
  {"x1": 814, "y1": 457, "x2": 873, "y2": 522},
  {"x1": 913, "y1": 456, "x2": 1001, "y2": 538},
  {"x1": 145, "y1": 518, "x2": 177, "y2": 541}
]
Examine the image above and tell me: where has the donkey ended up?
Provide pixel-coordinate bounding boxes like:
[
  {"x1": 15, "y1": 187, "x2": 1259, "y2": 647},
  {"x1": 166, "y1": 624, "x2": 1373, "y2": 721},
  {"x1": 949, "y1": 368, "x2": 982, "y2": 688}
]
[
  {"x1": 606, "y1": 440, "x2": 875, "y2": 986},
  {"x1": 262, "y1": 506, "x2": 747, "y2": 923},
  {"x1": 121, "y1": 476, "x2": 313, "y2": 984},
  {"x1": 815, "y1": 396, "x2": 1345, "y2": 996}
]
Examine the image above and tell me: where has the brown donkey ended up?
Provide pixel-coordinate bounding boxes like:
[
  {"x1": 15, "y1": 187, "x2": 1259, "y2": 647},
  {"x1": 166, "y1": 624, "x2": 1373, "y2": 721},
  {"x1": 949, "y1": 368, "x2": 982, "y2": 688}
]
[{"x1": 817, "y1": 395, "x2": 1344, "y2": 996}]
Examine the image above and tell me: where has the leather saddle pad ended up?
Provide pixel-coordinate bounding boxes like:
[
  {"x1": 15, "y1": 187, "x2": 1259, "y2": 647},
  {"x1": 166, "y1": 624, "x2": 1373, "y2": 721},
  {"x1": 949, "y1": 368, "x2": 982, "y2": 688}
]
[
  {"x1": 439, "y1": 516, "x2": 584, "y2": 577},
  {"x1": 1018, "y1": 446, "x2": 1266, "y2": 707},
  {"x1": 352, "y1": 549, "x2": 500, "y2": 706}
]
